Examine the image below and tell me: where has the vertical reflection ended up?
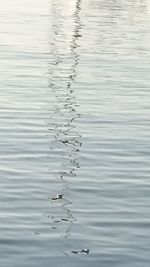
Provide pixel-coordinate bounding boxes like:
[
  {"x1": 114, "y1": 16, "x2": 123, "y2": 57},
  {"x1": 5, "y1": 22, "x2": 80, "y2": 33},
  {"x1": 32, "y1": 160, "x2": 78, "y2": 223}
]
[{"x1": 48, "y1": 0, "x2": 82, "y2": 240}]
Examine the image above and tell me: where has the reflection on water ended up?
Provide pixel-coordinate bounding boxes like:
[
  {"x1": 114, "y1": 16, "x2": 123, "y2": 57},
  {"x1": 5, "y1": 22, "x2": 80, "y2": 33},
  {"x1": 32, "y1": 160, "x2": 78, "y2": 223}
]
[
  {"x1": 1, "y1": 0, "x2": 150, "y2": 265},
  {"x1": 48, "y1": 0, "x2": 82, "y2": 241},
  {"x1": 85, "y1": 0, "x2": 148, "y2": 57}
]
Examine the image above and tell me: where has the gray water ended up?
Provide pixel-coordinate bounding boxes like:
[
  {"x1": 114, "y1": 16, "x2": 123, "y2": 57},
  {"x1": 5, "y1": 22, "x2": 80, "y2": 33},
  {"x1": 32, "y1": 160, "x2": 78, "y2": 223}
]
[{"x1": 1, "y1": 0, "x2": 150, "y2": 266}]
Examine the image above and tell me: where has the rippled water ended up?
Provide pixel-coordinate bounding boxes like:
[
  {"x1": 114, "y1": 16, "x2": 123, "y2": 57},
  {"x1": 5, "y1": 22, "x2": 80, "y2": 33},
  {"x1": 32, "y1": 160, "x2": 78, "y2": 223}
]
[{"x1": 1, "y1": 0, "x2": 150, "y2": 266}]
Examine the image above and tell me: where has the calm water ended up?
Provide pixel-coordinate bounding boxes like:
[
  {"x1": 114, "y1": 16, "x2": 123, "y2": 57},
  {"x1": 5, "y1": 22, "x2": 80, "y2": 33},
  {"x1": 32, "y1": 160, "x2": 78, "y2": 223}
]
[{"x1": 1, "y1": 0, "x2": 150, "y2": 266}]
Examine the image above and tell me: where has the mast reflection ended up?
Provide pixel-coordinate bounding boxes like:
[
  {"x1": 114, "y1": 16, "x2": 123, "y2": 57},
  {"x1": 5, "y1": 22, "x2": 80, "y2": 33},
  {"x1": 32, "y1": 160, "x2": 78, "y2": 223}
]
[{"x1": 48, "y1": 0, "x2": 82, "y2": 240}]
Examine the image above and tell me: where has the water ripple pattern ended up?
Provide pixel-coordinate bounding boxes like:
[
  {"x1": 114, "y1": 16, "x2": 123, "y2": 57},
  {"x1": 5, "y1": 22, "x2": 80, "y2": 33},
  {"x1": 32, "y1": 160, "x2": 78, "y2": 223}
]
[
  {"x1": 48, "y1": 0, "x2": 82, "y2": 243},
  {"x1": 0, "y1": 0, "x2": 150, "y2": 266}
]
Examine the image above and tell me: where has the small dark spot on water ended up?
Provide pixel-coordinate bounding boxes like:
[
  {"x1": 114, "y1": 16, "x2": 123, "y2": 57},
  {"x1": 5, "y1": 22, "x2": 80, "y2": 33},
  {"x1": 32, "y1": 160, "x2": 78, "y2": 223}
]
[
  {"x1": 61, "y1": 218, "x2": 69, "y2": 222},
  {"x1": 73, "y1": 33, "x2": 82, "y2": 38},
  {"x1": 51, "y1": 193, "x2": 63, "y2": 200},
  {"x1": 60, "y1": 139, "x2": 69, "y2": 145},
  {"x1": 72, "y1": 250, "x2": 78, "y2": 254},
  {"x1": 71, "y1": 249, "x2": 89, "y2": 255}
]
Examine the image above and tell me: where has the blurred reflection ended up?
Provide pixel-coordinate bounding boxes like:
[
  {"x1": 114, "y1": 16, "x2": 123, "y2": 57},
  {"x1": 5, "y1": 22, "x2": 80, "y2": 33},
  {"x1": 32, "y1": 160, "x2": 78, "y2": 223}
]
[
  {"x1": 48, "y1": 0, "x2": 82, "y2": 239},
  {"x1": 86, "y1": 0, "x2": 147, "y2": 57}
]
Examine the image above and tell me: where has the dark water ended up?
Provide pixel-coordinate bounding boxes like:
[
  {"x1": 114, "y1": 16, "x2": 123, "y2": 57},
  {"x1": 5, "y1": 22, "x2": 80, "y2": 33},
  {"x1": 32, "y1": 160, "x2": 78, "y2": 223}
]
[{"x1": 1, "y1": 0, "x2": 150, "y2": 266}]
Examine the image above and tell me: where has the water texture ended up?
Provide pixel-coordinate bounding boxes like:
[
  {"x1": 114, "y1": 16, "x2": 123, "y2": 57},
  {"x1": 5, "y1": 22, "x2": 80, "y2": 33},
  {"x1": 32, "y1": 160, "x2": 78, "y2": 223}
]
[{"x1": 0, "y1": 0, "x2": 150, "y2": 266}]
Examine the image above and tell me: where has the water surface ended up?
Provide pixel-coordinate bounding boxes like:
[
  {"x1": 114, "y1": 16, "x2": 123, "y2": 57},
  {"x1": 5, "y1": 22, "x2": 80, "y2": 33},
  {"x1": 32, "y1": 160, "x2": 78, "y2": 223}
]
[{"x1": 0, "y1": 0, "x2": 150, "y2": 266}]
